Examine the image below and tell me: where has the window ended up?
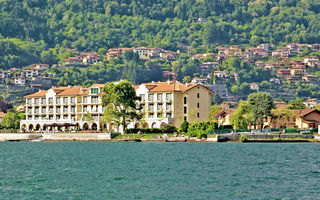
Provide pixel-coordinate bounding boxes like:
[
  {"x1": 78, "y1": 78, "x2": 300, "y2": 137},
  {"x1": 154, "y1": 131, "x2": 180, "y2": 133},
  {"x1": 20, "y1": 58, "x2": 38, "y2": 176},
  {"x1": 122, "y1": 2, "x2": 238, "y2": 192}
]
[
  {"x1": 91, "y1": 88, "x2": 99, "y2": 94},
  {"x1": 63, "y1": 97, "x2": 68, "y2": 104},
  {"x1": 149, "y1": 113, "x2": 154, "y2": 118},
  {"x1": 184, "y1": 97, "x2": 187, "y2": 104},
  {"x1": 157, "y1": 104, "x2": 162, "y2": 111},
  {"x1": 56, "y1": 107, "x2": 61, "y2": 113},
  {"x1": 140, "y1": 94, "x2": 145, "y2": 102},
  {"x1": 63, "y1": 106, "x2": 68, "y2": 113},
  {"x1": 71, "y1": 106, "x2": 76, "y2": 113},
  {"x1": 41, "y1": 98, "x2": 45, "y2": 105},
  {"x1": 148, "y1": 94, "x2": 153, "y2": 102},
  {"x1": 166, "y1": 93, "x2": 172, "y2": 101},
  {"x1": 83, "y1": 96, "x2": 88, "y2": 103},
  {"x1": 197, "y1": 93, "x2": 200, "y2": 98},
  {"x1": 157, "y1": 113, "x2": 162, "y2": 118},
  {"x1": 83, "y1": 106, "x2": 87, "y2": 112},
  {"x1": 166, "y1": 103, "x2": 172, "y2": 111},
  {"x1": 149, "y1": 104, "x2": 154, "y2": 112},
  {"x1": 42, "y1": 107, "x2": 46, "y2": 114},
  {"x1": 197, "y1": 103, "x2": 200, "y2": 108},
  {"x1": 56, "y1": 97, "x2": 60, "y2": 104},
  {"x1": 184, "y1": 116, "x2": 187, "y2": 121},
  {"x1": 91, "y1": 96, "x2": 98, "y2": 103},
  {"x1": 49, "y1": 115, "x2": 53, "y2": 120},
  {"x1": 197, "y1": 113, "x2": 200, "y2": 118},
  {"x1": 49, "y1": 98, "x2": 53, "y2": 105},
  {"x1": 63, "y1": 115, "x2": 68, "y2": 119},
  {"x1": 184, "y1": 106, "x2": 187, "y2": 114},
  {"x1": 166, "y1": 113, "x2": 172, "y2": 118},
  {"x1": 157, "y1": 94, "x2": 162, "y2": 101},
  {"x1": 71, "y1": 97, "x2": 75, "y2": 104},
  {"x1": 35, "y1": 98, "x2": 39, "y2": 105},
  {"x1": 57, "y1": 115, "x2": 61, "y2": 120}
]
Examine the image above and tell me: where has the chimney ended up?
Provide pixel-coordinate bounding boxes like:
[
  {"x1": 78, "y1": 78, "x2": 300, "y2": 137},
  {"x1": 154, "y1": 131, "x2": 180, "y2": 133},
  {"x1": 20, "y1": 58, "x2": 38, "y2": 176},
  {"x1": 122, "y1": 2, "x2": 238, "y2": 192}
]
[
  {"x1": 185, "y1": 83, "x2": 189, "y2": 87},
  {"x1": 68, "y1": 85, "x2": 71, "y2": 88},
  {"x1": 167, "y1": 80, "x2": 170, "y2": 85}
]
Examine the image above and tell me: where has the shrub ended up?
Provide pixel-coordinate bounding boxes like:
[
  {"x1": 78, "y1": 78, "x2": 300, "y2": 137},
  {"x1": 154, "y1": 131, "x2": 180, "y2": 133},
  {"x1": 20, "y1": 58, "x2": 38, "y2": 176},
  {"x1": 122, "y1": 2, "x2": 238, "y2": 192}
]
[
  {"x1": 239, "y1": 135, "x2": 247, "y2": 142},
  {"x1": 180, "y1": 121, "x2": 189, "y2": 133},
  {"x1": 187, "y1": 121, "x2": 217, "y2": 138},
  {"x1": 161, "y1": 124, "x2": 177, "y2": 133}
]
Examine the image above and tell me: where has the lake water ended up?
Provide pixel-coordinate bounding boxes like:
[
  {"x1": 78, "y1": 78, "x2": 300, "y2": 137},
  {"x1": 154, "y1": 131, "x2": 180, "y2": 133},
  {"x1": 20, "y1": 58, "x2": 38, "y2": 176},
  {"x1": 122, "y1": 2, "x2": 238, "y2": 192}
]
[{"x1": 0, "y1": 142, "x2": 320, "y2": 199}]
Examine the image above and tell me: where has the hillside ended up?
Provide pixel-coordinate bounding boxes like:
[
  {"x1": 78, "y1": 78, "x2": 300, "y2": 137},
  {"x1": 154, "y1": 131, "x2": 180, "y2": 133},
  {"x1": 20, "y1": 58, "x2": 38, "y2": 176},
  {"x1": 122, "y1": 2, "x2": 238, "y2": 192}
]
[{"x1": 1, "y1": 0, "x2": 320, "y2": 68}]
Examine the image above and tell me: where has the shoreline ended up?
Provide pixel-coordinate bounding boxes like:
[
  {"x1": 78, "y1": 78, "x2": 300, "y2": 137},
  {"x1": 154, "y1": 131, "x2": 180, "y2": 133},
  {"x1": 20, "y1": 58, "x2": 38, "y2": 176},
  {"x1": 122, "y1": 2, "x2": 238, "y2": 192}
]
[{"x1": 0, "y1": 133, "x2": 319, "y2": 143}]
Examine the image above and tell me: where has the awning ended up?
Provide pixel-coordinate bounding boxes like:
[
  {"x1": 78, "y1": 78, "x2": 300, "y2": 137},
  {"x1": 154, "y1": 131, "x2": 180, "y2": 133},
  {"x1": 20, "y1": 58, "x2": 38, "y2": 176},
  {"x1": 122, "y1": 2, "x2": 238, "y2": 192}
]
[{"x1": 43, "y1": 123, "x2": 78, "y2": 127}]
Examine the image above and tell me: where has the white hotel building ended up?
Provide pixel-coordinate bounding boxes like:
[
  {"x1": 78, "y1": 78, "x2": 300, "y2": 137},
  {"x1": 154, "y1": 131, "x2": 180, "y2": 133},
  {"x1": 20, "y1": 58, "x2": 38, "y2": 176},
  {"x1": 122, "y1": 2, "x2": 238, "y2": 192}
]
[{"x1": 20, "y1": 81, "x2": 212, "y2": 133}]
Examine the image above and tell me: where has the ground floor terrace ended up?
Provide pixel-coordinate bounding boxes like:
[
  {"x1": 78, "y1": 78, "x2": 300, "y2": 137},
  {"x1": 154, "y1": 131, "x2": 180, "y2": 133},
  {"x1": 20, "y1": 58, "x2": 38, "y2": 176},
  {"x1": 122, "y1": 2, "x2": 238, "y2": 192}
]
[
  {"x1": 20, "y1": 120, "x2": 113, "y2": 133},
  {"x1": 127, "y1": 118, "x2": 175, "y2": 129}
]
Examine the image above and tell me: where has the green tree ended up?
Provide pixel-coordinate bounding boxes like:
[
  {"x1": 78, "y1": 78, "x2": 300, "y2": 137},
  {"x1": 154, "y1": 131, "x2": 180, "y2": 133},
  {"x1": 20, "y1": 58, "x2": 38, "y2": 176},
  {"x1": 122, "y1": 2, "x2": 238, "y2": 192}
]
[
  {"x1": 209, "y1": 104, "x2": 222, "y2": 122},
  {"x1": 101, "y1": 81, "x2": 142, "y2": 134},
  {"x1": 2, "y1": 112, "x2": 18, "y2": 129},
  {"x1": 248, "y1": 92, "x2": 275, "y2": 130},
  {"x1": 288, "y1": 97, "x2": 306, "y2": 109},
  {"x1": 271, "y1": 107, "x2": 297, "y2": 129},
  {"x1": 230, "y1": 100, "x2": 254, "y2": 129}
]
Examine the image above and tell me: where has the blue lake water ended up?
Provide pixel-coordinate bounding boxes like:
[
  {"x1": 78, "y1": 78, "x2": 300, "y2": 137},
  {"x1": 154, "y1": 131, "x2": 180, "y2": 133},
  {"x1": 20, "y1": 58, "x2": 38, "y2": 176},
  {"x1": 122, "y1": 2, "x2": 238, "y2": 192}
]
[{"x1": 0, "y1": 142, "x2": 320, "y2": 199}]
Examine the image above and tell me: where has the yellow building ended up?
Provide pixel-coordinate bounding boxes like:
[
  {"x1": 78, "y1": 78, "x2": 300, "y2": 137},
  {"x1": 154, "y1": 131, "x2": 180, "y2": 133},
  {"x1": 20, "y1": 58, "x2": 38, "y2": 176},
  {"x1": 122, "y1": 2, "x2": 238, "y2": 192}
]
[
  {"x1": 20, "y1": 81, "x2": 213, "y2": 132},
  {"x1": 131, "y1": 81, "x2": 213, "y2": 129}
]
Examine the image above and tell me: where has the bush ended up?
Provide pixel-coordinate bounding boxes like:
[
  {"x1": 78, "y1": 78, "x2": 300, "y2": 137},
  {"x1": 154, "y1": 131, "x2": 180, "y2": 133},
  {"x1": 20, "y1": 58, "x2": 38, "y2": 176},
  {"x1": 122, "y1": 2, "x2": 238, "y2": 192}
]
[
  {"x1": 187, "y1": 121, "x2": 217, "y2": 138},
  {"x1": 239, "y1": 135, "x2": 247, "y2": 142},
  {"x1": 180, "y1": 121, "x2": 189, "y2": 133},
  {"x1": 161, "y1": 124, "x2": 177, "y2": 133}
]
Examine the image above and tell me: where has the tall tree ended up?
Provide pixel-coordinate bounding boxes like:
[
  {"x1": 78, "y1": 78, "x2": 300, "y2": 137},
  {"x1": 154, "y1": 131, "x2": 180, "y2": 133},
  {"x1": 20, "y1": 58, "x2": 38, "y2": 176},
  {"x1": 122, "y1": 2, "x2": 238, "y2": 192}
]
[
  {"x1": 230, "y1": 100, "x2": 254, "y2": 129},
  {"x1": 288, "y1": 97, "x2": 306, "y2": 109},
  {"x1": 248, "y1": 92, "x2": 275, "y2": 130},
  {"x1": 101, "y1": 81, "x2": 142, "y2": 134}
]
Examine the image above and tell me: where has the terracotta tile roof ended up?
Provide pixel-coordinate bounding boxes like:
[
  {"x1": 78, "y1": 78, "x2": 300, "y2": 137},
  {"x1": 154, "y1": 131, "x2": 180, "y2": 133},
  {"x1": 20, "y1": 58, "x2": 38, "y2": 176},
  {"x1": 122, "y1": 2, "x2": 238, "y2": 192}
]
[
  {"x1": 215, "y1": 109, "x2": 234, "y2": 117},
  {"x1": 139, "y1": 81, "x2": 213, "y2": 93},
  {"x1": 91, "y1": 84, "x2": 105, "y2": 88},
  {"x1": 56, "y1": 86, "x2": 82, "y2": 96},
  {"x1": 78, "y1": 87, "x2": 89, "y2": 95},
  {"x1": 291, "y1": 109, "x2": 320, "y2": 117},
  {"x1": 24, "y1": 90, "x2": 48, "y2": 98}
]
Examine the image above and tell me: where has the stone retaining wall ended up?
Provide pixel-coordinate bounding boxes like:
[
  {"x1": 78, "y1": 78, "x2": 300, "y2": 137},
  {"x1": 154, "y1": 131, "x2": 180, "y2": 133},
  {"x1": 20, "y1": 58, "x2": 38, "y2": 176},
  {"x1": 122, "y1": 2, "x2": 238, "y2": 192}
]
[
  {"x1": 217, "y1": 134, "x2": 315, "y2": 142},
  {"x1": 0, "y1": 134, "x2": 42, "y2": 141}
]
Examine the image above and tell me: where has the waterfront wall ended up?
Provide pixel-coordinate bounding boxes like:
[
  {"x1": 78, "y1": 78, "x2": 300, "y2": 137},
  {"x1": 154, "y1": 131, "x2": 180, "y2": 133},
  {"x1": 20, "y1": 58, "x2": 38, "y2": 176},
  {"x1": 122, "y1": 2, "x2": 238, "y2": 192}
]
[
  {"x1": 0, "y1": 134, "x2": 42, "y2": 141},
  {"x1": 217, "y1": 134, "x2": 315, "y2": 142}
]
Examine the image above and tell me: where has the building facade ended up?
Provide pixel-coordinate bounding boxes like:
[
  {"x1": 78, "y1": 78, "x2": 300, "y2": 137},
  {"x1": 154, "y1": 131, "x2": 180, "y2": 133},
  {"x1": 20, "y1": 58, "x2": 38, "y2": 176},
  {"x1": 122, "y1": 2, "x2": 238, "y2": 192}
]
[
  {"x1": 129, "y1": 81, "x2": 213, "y2": 129},
  {"x1": 21, "y1": 81, "x2": 213, "y2": 132},
  {"x1": 20, "y1": 84, "x2": 107, "y2": 132}
]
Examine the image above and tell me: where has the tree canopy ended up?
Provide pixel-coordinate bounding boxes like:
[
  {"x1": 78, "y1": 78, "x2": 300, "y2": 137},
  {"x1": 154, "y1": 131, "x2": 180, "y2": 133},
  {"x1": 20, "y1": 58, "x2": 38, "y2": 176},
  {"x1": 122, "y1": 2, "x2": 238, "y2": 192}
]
[
  {"x1": 248, "y1": 92, "x2": 275, "y2": 129},
  {"x1": 101, "y1": 81, "x2": 142, "y2": 133}
]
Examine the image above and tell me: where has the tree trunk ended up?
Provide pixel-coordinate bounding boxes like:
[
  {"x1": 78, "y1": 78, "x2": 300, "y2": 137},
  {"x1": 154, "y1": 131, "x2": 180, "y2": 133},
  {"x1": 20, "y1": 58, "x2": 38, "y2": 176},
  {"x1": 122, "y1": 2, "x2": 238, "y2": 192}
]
[{"x1": 122, "y1": 117, "x2": 126, "y2": 134}]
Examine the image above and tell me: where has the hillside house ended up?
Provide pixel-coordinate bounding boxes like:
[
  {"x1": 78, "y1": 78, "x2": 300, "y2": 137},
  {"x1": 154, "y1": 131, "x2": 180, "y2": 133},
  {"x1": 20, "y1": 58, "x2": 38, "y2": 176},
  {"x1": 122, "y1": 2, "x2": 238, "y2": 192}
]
[
  {"x1": 213, "y1": 71, "x2": 230, "y2": 78},
  {"x1": 304, "y1": 99, "x2": 320, "y2": 109},
  {"x1": 14, "y1": 76, "x2": 26, "y2": 86},
  {"x1": 249, "y1": 83, "x2": 259, "y2": 92},
  {"x1": 277, "y1": 69, "x2": 291, "y2": 77},
  {"x1": 34, "y1": 64, "x2": 49, "y2": 70},
  {"x1": 106, "y1": 48, "x2": 133, "y2": 60},
  {"x1": 65, "y1": 57, "x2": 81, "y2": 64},
  {"x1": 304, "y1": 57, "x2": 319, "y2": 67}
]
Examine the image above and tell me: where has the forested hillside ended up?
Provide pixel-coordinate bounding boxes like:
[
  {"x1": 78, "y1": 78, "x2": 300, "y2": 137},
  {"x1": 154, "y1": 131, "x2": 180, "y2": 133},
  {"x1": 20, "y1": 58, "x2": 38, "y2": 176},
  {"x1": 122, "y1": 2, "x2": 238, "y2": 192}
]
[{"x1": 1, "y1": 0, "x2": 320, "y2": 68}]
